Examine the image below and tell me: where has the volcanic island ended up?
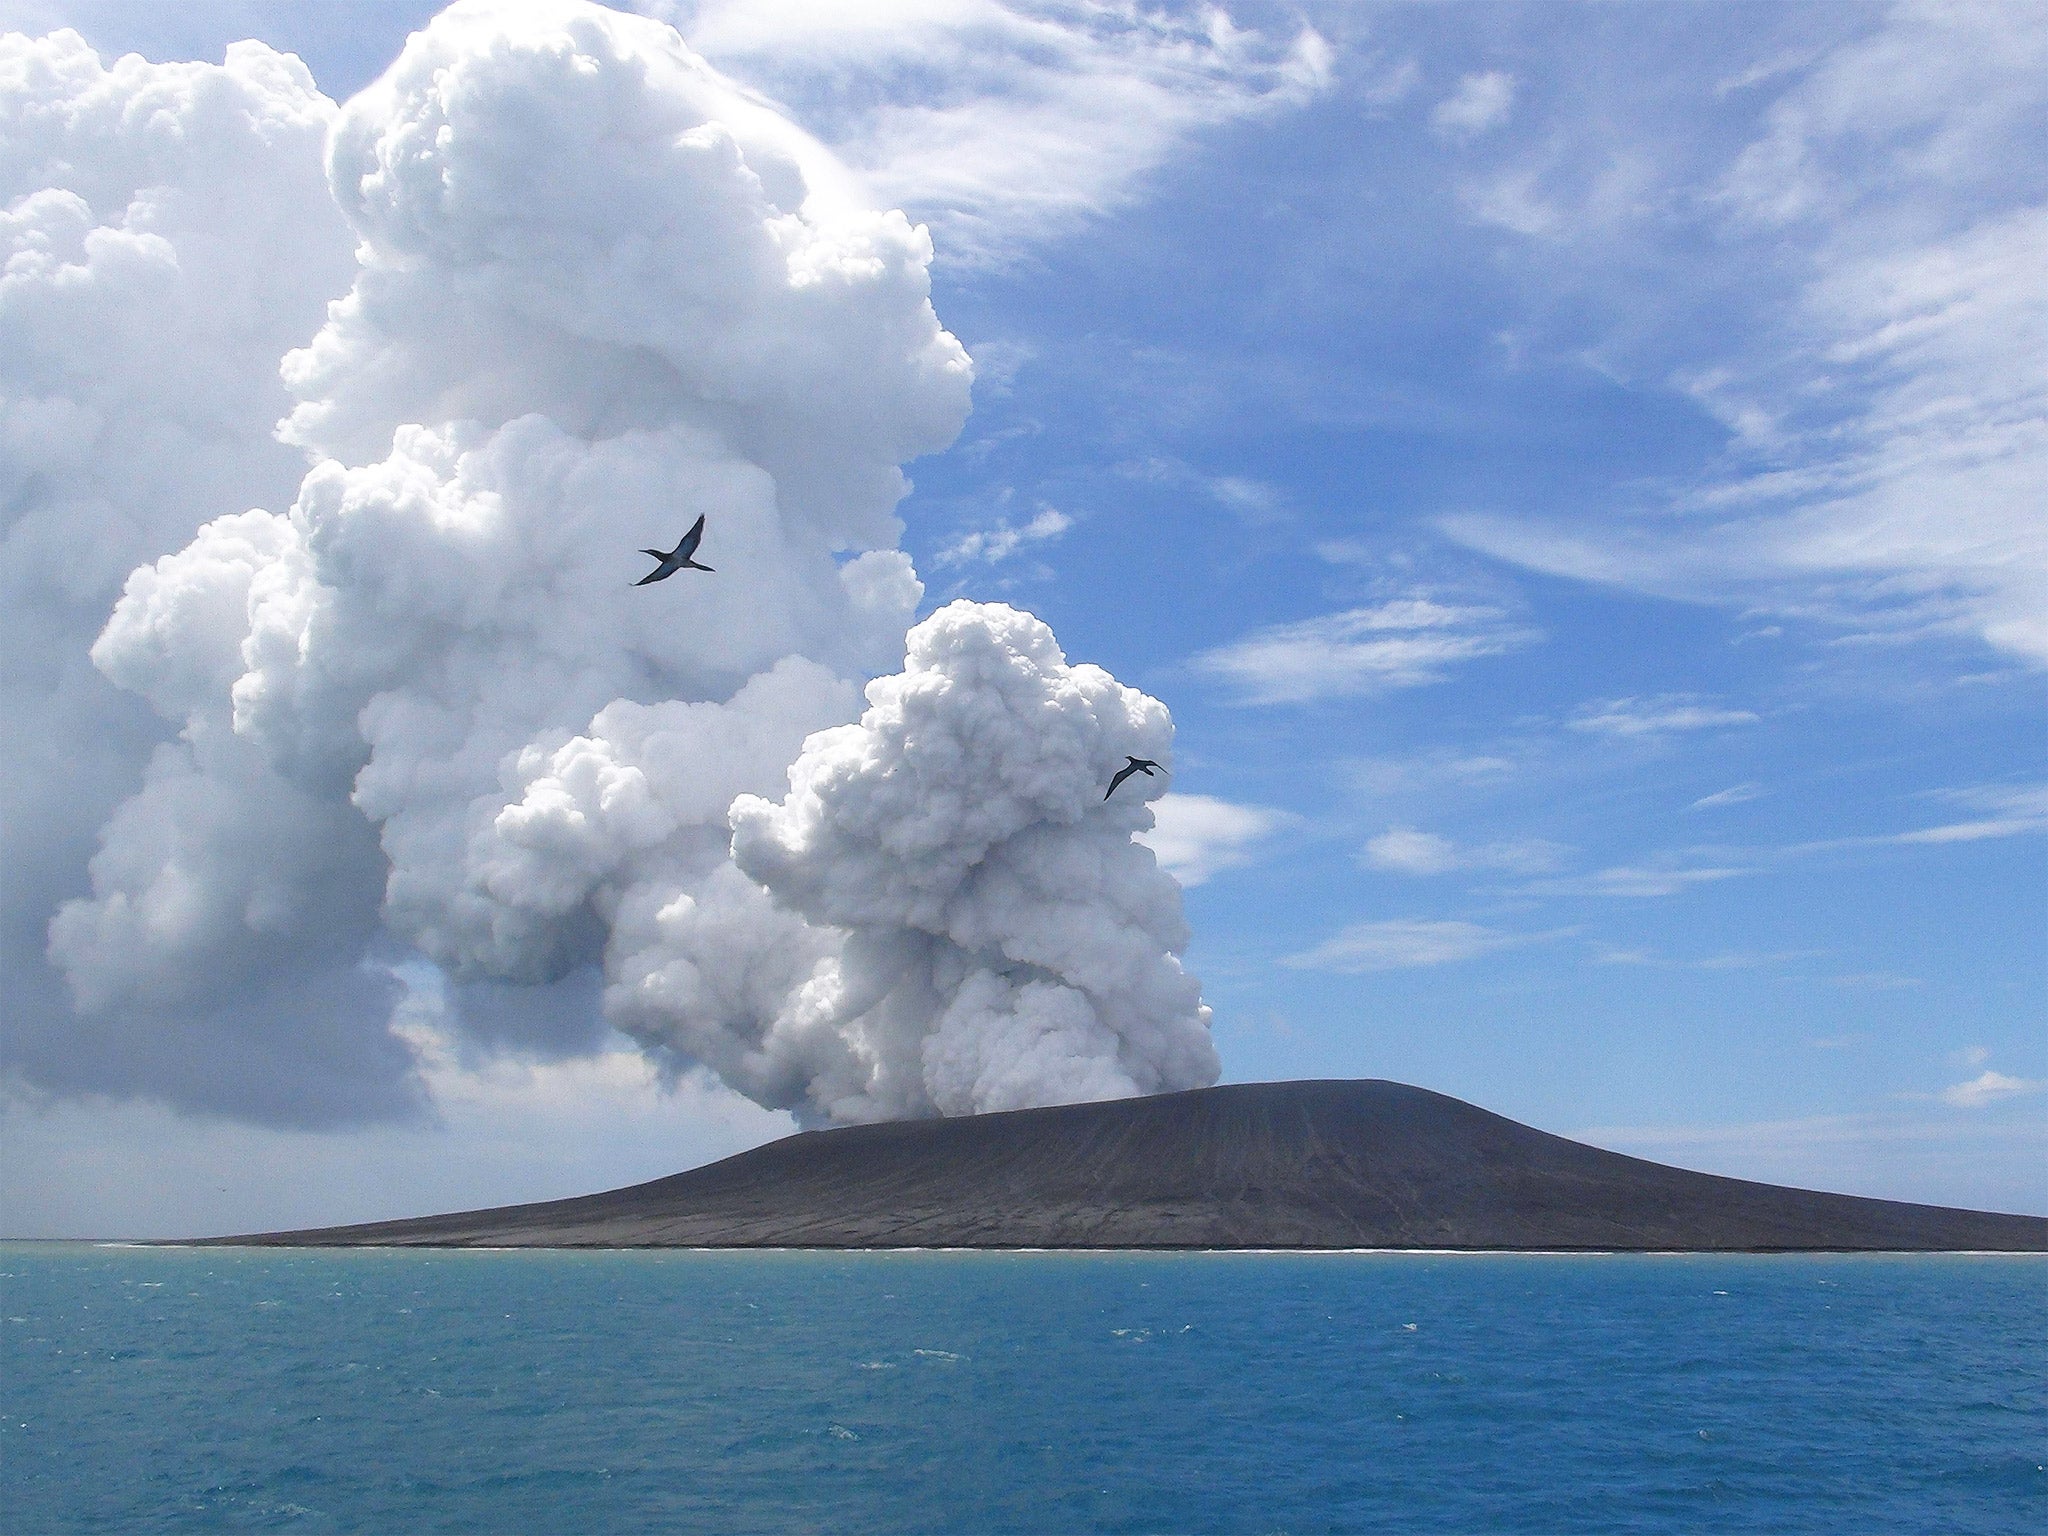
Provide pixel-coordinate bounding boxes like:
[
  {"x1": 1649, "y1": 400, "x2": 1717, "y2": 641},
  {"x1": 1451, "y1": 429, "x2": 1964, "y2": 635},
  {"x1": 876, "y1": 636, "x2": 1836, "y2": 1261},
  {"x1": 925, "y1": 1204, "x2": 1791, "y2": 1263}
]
[{"x1": 209, "y1": 1080, "x2": 2046, "y2": 1251}]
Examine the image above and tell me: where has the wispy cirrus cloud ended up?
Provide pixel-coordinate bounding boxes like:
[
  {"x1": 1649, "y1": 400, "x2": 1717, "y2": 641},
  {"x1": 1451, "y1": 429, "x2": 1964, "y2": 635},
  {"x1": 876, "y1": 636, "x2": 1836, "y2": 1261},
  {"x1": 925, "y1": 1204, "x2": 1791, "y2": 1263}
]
[
  {"x1": 1892, "y1": 786, "x2": 2048, "y2": 847},
  {"x1": 669, "y1": 0, "x2": 1332, "y2": 264},
  {"x1": 1542, "y1": 783, "x2": 2043, "y2": 903},
  {"x1": 1282, "y1": 917, "x2": 1557, "y2": 973},
  {"x1": 1440, "y1": 6, "x2": 2048, "y2": 671},
  {"x1": 1568, "y1": 694, "x2": 1759, "y2": 738},
  {"x1": 1205, "y1": 474, "x2": 1286, "y2": 522},
  {"x1": 1343, "y1": 750, "x2": 1519, "y2": 798},
  {"x1": 1114, "y1": 457, "x2": 1289, "y2": 524},
  {"x1": 1828, "y1": 972, "x2": 1923, "y2": 992},
  {"x1": 1919, "y1": 783, "x2": 2048, "y2": 833},
  {"x1": 1886, "y1": 817, "x2": 2045, "y2": 848},
  {"x1": 1362, "y1": 827, "x2": 1565, "y2": 877},
  {"x1": 1195, "y1": 594, "x2": 1538, "y2": 704},
  {"x1": 1527, "y1": 863, "x2": 1754, "y2": 899},
  {"x1": 1940, "y1": 1071, "x2": 2046, "y2": 1110},
  {"x1": 1691, "y1": 782, "x2": 1764, "y2": 810},
  {"x1": 1793, "y1": 784, "x2": 2048, "y2": 852},
  {"x1": 1595, "y1": 945, "x2": 1824, "y2": 972},
  {"x1": 1431, "y1": 70, "x2": 1515, "y2": 141}
]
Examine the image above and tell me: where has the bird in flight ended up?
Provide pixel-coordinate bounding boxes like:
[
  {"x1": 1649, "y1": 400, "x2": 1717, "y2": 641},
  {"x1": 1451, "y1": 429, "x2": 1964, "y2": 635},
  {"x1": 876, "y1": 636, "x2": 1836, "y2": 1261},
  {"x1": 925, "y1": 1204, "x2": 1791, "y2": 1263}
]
[
  {"x1": 635, "y1": 514, "x2": 713, "y2": 584},
  {"x1": 1105, "y1": 756, "x2": 1161, "y2": 800}
]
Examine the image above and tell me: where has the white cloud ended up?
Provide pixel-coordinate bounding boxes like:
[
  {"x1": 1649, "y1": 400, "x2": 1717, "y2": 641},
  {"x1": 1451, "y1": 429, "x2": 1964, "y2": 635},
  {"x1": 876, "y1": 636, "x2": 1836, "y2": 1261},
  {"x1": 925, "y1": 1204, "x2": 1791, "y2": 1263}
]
[
  {"x1": 1138, "y1": 792, "x2": 1288, "y2": 886},
  {"x1": 934, "y1": 504, "x2": 1070, "y2": 566},
  {"x1": 1529, "y1": 864, "x2": 1752, "y2": 899},
  {"x1": 1357, "y1": 54, "x2": 1421, "y2": 110},
  {"x1": 1459, "y1": 166, "x2": 1563, "y2": 238},
  {"x1": 1345, "y1": 751, "x2": 1518, "y2": 798},
  {"x1": 1116, "y1": 456, "x2": 1288, "y2": 523},
  {"x1": 1569, "y1": 695, "x2": 1760, "y2": 738},
  {"x1": 1941, "y1": 1070, "x2": 2047, "y2": 1110},
  {"x1": 1431, "y1": 70, "x2": 1515, "y2": 141},
  {"x1": 1731, "y1": 206, "x2": 2048, "y2": 664},
  {"x1": 1598, "y1": 945, "x2": 1824, "y2": 973},
  {"x1": 1930, "y1": 782, "x2": 2048, "y2": 822},
  {"x1": 1362, "y1": 827, "x2": 1565, "y2": 876},
  {"x1": 1208, "y1": 474, "x2": 1285, "y2": 521},
  {"x1": 0, "y1": 27, "x2": 370, "y2": 1119},
  {"x1": 1889, "y1": 816, "x2": 2046, "y2": 847},
  {"x1": 1718, "y1": 4, "x2": 2043, "y2": 230},
  {"x1": 667, "y1": 0, "x2": 1333, "y2": 264},
  {"x1": 1827, "y1": 972, "x2": 1922, "y2": 991},
  {"x1": 1282, "y1": 918, "x2": 1543, "y2": 973},
  {"x1": 1442, "y1": 8, "x2": 2048, "y2": 670},
  {"x1": 1712, "y1": 46, "x2": 1826, "y2": 101},
  {"x1": 1912, "y1": 785, "x2": 2048, "y2": 841},
  {"x1": 1691, "y1": 782, "x2": 1763, "y2": 810},
  {"x1": 1361, "y1": 828, "x2": 1458, "y2": 875},
  {"x1": 1793, "y1": 786, "x2": 2048, "y2": 852},
  {"x1": 1195, "y1": 594, "x2": 1539, "y2": 704}
]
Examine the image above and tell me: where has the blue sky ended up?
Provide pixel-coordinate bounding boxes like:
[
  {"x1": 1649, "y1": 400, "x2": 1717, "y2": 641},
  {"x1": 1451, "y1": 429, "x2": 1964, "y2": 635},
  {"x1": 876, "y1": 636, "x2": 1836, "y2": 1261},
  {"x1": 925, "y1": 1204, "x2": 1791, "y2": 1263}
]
[
  {"x1": 4, "y1": 0, "x2": 2042, "y2": 1230},
  {"x1": 895, "y1": 1, "x2": 2048, "y2": 1203}
]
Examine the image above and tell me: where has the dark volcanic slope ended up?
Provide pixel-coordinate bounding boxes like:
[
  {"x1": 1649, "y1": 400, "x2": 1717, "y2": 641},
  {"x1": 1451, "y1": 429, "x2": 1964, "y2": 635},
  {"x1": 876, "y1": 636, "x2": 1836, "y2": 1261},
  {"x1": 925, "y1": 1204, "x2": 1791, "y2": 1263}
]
[{"x1": 218, "y1": 1080, "x2": 2046, "y2": 1251}]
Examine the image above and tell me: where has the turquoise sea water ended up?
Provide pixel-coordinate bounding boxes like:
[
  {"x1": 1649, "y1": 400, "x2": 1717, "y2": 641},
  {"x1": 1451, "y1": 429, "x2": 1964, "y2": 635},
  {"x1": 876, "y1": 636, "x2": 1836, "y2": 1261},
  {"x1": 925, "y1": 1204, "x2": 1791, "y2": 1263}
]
[{"x1": 3, "y1": 1246, "x2": 2042, "y2": 1533}]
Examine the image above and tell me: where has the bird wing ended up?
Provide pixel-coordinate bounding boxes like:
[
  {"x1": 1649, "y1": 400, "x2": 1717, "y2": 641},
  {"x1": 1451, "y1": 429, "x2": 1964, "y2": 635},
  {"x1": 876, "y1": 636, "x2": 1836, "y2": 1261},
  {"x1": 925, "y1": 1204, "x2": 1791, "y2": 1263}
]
[
  {"x1": 675, "y1": 513, "x2": 706, "y2": 560},
  {"x1": 635, "y1": 564, "x2": 673, "y2": 586},
  {"x1": 1105, "y1": 762, "x2": 1139, "y2": 799}
]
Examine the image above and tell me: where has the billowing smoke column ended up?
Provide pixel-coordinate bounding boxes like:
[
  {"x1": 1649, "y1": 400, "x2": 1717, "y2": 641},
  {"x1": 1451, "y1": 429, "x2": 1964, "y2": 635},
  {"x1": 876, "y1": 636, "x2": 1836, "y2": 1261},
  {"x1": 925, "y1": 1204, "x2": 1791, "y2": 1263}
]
[
  {"x1": 37, "y1": 0, "x2": 1219, "y2": 1125},
  {"x1": 622, "y1": 601, "x2": 1217, "y2": 1121}
]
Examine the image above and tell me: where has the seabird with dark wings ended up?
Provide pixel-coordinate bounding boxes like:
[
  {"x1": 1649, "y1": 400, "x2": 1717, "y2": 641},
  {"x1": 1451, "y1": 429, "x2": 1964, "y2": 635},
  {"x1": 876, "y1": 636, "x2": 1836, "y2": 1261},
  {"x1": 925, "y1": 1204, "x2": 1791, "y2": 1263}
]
[
  {"x1": 636, "y1": 514, "x2": 713, "y2": 584},
  {"x1": 1104, "y1": 756, "x2": 1161, "y2": 800}
]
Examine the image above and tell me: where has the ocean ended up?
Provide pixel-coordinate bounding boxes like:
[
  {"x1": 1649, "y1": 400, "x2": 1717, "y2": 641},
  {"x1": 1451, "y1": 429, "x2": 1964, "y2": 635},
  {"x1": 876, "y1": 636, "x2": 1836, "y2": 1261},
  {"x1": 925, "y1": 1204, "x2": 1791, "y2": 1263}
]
[{"x1": 3, "y1": 1246, "x2": 2041, "y2": 1533}]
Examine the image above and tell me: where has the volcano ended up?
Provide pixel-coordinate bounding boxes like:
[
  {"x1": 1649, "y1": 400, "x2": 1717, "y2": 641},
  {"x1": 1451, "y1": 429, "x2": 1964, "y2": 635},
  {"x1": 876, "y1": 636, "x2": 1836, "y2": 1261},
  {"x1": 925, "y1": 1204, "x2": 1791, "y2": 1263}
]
[{"x1": 212, "y1": 1080, "x2": 2045, "y2": 1251}]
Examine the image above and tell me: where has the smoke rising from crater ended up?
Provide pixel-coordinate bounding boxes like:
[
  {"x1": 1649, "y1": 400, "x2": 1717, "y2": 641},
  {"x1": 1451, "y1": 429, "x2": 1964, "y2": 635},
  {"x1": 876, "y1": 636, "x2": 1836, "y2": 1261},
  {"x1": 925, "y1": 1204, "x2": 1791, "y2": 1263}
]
[
  {"x1": 721, "y1": 600, "x2": 1213, "y2": 1121},
  {"x1": 14, "y1": 0, "x2": 1218, "y2": 1126}
]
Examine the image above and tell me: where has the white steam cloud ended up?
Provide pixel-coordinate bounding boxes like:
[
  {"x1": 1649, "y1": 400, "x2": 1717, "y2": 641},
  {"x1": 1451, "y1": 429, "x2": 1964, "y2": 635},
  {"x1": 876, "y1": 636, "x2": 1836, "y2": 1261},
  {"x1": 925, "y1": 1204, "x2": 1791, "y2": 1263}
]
[
  {"x1": 718, "y1": 602, "x2": 1215, "y2": 1120},
  {"x1": 11, "y1": 0, "x2": 1218, "y2": 1127},
  {"x1": 0, "y1": 28, "x2": 386, "y2": 1119}
]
